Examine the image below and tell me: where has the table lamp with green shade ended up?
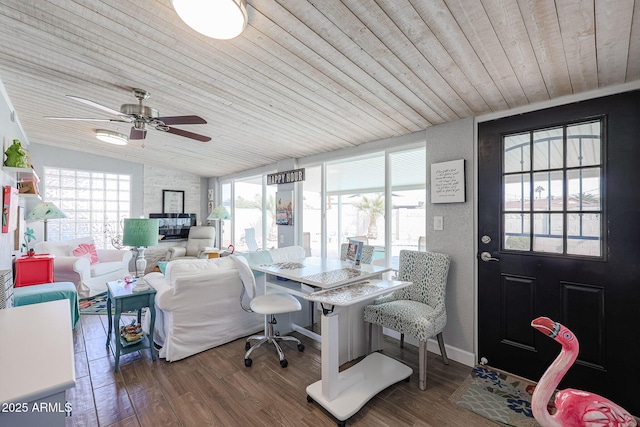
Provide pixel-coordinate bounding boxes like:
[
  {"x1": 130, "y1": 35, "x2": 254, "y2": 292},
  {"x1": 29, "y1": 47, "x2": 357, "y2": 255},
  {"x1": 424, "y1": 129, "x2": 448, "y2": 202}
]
[
  {"x1": 26, "y1": 201, "x2": 67, "y2": 241},
  {"x1": 122, "y1": 218, "x2": 159, "y2": 290},
  {"x1": 207, "y1": 205, "x2": 231, "y2": 249}
]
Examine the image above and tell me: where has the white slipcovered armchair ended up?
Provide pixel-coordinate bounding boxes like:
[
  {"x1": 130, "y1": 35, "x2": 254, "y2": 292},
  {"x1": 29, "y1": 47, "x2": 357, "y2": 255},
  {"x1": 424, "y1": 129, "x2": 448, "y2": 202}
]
[
  {"x1": 34, "y1": 237, "x2": 132, "y2": 298},
  {"x1": 166, "y1": 226, "x2": 216, "y2": 260}
]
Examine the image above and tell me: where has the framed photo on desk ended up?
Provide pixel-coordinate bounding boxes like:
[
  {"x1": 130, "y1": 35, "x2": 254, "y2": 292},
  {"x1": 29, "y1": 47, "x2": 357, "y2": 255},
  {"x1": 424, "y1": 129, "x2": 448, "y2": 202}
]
[{"x1": 162, "y1": 190, "x2": 184, "y2": 213}]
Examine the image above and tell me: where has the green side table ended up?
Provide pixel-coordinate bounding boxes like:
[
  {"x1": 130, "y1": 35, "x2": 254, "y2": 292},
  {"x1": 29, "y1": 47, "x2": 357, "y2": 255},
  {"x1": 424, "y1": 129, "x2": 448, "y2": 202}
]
[{"x1": 105, "y1": 279, "x2": 156, "y2": 372}]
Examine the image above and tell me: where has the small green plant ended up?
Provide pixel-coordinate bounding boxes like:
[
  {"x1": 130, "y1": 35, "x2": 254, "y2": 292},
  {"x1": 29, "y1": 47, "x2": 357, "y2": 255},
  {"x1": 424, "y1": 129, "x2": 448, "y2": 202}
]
[{"x1": 22, "y1": 227, "x2": 36, "y2": 255}]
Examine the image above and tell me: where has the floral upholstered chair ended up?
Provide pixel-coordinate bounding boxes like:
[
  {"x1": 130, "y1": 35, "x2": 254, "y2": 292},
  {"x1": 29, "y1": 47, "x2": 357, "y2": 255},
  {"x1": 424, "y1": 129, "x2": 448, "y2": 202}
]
[{"x1": 363, "y1": 249, "x2": 451, "y2": 390}]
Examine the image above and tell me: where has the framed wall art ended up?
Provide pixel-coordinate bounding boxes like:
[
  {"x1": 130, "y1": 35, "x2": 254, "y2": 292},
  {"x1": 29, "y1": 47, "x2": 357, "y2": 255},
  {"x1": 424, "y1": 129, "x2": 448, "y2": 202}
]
[
  {"x1": 162, "y1": 190, "x2": 185, "y2": 213},
  {"x1": 276, "y1": 191, "x2": 294, "y2": 226},
  {"x1": 431, "y1": 159, "x2": 466, "y2": 204}
]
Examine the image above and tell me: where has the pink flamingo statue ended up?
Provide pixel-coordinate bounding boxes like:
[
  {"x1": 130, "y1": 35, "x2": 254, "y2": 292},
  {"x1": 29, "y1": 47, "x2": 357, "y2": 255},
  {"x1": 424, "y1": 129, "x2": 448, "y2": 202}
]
[{"x1": 531, "y1": 317, "x2": 637, "y2": 427}]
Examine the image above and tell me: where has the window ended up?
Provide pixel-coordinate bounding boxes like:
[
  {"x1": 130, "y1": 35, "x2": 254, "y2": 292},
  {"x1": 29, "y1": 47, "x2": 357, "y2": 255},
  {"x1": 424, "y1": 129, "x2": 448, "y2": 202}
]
[
  {"x1": 43, "y1": 167, "x2": 131, "y2": 249},
  {"x1": 223, "y1": 144, "x2": 427, "y2": 263},
  {"x1": 234, "y1": 176, "x2": 265, "y2": 251},
  {"x1": 218, "y1": 176, "x2": 276, "y2": 251},
  {"x1": 302, "y1": 166, "x2": 322, "y2": 257},
  {"x1": 326, "y1": 153, "x2": 386, "y2": 259},
  {"x1": 220, "y1": 182, "x2": 232, "y2": 248},
  {"x1": 390, "y1": 148, "x2": 426, "y2": 260},
  {"x1": 502, "y1": 119, "x2": 603, "y2": 257}
]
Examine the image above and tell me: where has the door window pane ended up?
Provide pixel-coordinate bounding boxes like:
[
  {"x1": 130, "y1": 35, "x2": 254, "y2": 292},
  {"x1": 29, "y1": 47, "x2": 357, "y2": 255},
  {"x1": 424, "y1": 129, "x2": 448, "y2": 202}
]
[
  {"x1": 533, "y1": 213, "x2": 563, "y2": 253},
  {"x1": 504, "y1": 174, "x2": 531, "y2": 211},
  {"x1": 504, "y1": 213, "x2": 530, "y2": 251},
  {"x1": 567, "y1": 121, "x2": 601, "y2": 167},
  {"x1": 504, "y1": 133, "x2": 530, "y2": 173},
  {"x1": 532, "y1": 171, "x2": 563, "y2": 211},
  {"x1": 533, "y1": 127, "x2": 563, "y2": 170},
  {"x1": 567, "y1": 214, "x2": 601, "y2": 256},
  {"x1": 567, "y1": 168, "x2": 600, "y2": 211}
]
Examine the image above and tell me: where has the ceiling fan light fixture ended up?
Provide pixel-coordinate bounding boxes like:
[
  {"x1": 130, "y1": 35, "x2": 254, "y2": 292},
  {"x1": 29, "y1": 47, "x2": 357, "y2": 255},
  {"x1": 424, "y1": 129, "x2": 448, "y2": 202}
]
[
  {"x1": 96, "y1": 129, "x2": 128, "y2": 146},
  {"x1": 172, "y1": 0, "x2": 247, "y2": 40}
]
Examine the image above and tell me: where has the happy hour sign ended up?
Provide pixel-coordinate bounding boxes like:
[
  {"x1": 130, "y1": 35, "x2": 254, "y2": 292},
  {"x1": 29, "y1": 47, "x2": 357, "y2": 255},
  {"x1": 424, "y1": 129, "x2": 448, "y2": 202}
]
[{"x1": 431, "y1": 159, "x2": 465, "y2": 203}]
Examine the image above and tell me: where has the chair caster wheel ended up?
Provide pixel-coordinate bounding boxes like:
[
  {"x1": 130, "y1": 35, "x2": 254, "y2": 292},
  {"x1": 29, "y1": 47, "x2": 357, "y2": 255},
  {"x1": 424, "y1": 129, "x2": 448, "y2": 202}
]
[
  {"x1": 337, "y1": 421, "x2": 346, "y2": 427},
  {"x1": 244, "y1": 358, "x2": 252, "y2": 367},
  {"x1": 297, "y1": 343, "x2": 305, "y2": 352},
  {"x1": 245, "y1": 342, "x2": 251, "y2": 351},
  {"x1": 306, "y1": 395, "x2": 313, "y2": 403},
  {"x1": 280, "y1": 359, "x2": 288, "y2": 368}
]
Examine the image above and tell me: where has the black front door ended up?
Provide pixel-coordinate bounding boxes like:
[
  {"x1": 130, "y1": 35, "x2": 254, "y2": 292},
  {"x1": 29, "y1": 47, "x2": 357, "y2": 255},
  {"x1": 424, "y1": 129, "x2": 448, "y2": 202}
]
[{"x1": 478, "y1": 90, "x2": 640, "y2": 415}]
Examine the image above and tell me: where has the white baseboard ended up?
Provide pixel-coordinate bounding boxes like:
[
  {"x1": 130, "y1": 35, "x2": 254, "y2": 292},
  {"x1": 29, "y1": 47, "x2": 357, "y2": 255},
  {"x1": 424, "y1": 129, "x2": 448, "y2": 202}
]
[{"x1": 382, "y1": 329, "x2": 475, "y2": 368}]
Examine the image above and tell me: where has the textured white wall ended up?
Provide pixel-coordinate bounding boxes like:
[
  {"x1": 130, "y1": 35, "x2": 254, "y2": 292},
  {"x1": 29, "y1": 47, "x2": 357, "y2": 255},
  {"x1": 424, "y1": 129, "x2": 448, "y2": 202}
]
[
  {"x1": 143, "y1": 165, "x2": 205, "y2": 222},
  {"x1": 425, "y1": 117, "x2": 476, "y2": 359}
]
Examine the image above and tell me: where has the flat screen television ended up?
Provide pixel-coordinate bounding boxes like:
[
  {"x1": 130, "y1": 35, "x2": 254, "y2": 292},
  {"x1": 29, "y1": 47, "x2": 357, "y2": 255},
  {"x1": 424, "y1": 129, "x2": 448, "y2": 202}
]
[{"x1": 149, "y1": 213, "x2": 196, "y2": 240}]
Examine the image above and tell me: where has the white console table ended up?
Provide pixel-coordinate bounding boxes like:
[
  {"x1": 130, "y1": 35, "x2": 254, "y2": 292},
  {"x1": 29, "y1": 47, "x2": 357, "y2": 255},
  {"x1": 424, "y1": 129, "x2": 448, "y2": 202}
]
[
  {"x1": 304, "y1": 280, "x2": 412, "y2": 426},
  {"x1": 0, "y1": 300, "x2": 75, "y2": 427}
]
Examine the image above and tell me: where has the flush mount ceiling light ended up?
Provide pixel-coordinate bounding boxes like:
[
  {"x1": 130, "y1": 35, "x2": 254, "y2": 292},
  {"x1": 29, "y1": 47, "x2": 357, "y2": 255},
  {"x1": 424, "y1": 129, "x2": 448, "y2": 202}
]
[
  {"x1": 172, "y1": 0, "x2": 248, "y2": 40},
  {"x1": 95, "y1": 129, "x2": 128, "y2": 145}
]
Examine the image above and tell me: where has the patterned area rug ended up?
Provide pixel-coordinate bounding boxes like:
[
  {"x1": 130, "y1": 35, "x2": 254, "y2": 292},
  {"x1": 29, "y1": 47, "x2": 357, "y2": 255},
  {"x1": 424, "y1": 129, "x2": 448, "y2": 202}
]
[
  {"x1": 79, "y1": 292, "x2": 142, "y2": 316},
  {"x1": 450, "y1": 365, "x2": 555, "y2": 427}
]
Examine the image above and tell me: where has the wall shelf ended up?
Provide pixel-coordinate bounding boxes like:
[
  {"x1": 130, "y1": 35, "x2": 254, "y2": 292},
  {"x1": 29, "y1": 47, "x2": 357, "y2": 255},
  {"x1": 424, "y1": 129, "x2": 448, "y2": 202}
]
[
  {"x1": 1, "y1": 166, "x2": 39, "y2": 183},
  {"x1": 2, "y1": 166, "x2": 41, "y2": 199},
  {"x1": 18, "y1": 193, "x2": 42, "y2": 200}
]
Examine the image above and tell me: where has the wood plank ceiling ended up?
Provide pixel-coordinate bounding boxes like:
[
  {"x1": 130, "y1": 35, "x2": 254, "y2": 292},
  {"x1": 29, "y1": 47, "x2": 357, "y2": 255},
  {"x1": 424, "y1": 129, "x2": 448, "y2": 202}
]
[{"x1": 0, "y1": 0, "x2": 638, "y2": 177}]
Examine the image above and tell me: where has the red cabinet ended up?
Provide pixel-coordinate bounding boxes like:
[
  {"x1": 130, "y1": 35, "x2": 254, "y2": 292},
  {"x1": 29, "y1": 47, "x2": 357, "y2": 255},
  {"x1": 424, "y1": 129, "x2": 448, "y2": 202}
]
[{"x1": 14, "y1": 255, "x2": 55, "y2": 287}]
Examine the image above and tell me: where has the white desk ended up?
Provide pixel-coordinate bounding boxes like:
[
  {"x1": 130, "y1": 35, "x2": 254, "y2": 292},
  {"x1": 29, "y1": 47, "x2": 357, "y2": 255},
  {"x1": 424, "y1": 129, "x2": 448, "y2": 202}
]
[
  {"x1": 252, "y1": 257, "x2": 391, "y2": 363},
  {"x1": 0, "y1": 300, "x2": 75, "y2": 427},
  {"x1": 251, "y1": 257, "x2": 390, "y2": 289},
  {"x1": 304, "y1": 280, "x2": 412, "y2": 424}
]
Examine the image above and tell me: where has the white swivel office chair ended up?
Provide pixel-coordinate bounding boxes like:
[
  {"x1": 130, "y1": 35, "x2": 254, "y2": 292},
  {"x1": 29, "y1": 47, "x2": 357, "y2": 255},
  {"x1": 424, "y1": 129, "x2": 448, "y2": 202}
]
[{"x1": 234, "y1": 256, "x2": 305, "y2": 368}]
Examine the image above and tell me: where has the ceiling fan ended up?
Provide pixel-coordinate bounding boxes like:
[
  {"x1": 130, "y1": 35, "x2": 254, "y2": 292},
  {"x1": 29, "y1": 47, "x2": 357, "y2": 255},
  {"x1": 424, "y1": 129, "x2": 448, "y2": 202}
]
[{"x1": 46, "y1": 88, "x2": 211, "y2": 142}]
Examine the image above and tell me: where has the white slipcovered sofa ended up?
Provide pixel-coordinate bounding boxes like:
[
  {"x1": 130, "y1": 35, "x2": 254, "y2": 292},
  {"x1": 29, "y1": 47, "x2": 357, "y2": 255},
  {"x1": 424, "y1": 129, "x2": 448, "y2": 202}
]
[
  {"x1": 142, "y1": 246, "x2": 306, "y2": 362},
  {"x1": 35, "y1": 237, "x2": 132, "y2": 298}
]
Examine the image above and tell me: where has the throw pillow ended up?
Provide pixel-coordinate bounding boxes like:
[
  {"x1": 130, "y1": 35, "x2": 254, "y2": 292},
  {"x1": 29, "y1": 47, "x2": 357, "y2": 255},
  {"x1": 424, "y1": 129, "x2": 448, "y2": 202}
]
[
  {"x1": 157, "y1": 261, "x2": 168, "y2": 275},
  {"x1": 72, "y1": 243, "x2": 99, "y2": 264}
]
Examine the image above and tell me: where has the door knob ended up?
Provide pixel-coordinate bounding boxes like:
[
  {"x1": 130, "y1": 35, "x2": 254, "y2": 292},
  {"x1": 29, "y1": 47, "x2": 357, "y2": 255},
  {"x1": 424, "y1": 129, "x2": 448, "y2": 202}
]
[{"x1": 480, "y1": 251, "x2": 499, "y2": 262}]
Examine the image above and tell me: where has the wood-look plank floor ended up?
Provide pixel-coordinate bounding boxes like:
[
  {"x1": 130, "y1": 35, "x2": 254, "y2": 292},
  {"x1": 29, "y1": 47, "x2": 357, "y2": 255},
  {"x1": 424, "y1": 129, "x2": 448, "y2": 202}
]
[{"x1": 65, "y1": 314, "x2": 498, "y2": 427}]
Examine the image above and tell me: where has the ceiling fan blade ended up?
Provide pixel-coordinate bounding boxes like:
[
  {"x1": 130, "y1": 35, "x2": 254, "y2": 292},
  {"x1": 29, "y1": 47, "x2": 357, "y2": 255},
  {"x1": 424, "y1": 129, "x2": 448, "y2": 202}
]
[
  {"x1": 157, "y1": 115, "x2": 207, "y2": 125},
  {"x1": 66, "y1": 95, "x2": 125, "y2": 117},
  {"x1": 44, "y1": 117, "x2": 128, "y2": 122},
  {"x1": 130, "y1": 128, "x2": 147, "y2": 140},
  {"x1": 165, "y1": 127, "x2": 211, "y2": 142}
]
